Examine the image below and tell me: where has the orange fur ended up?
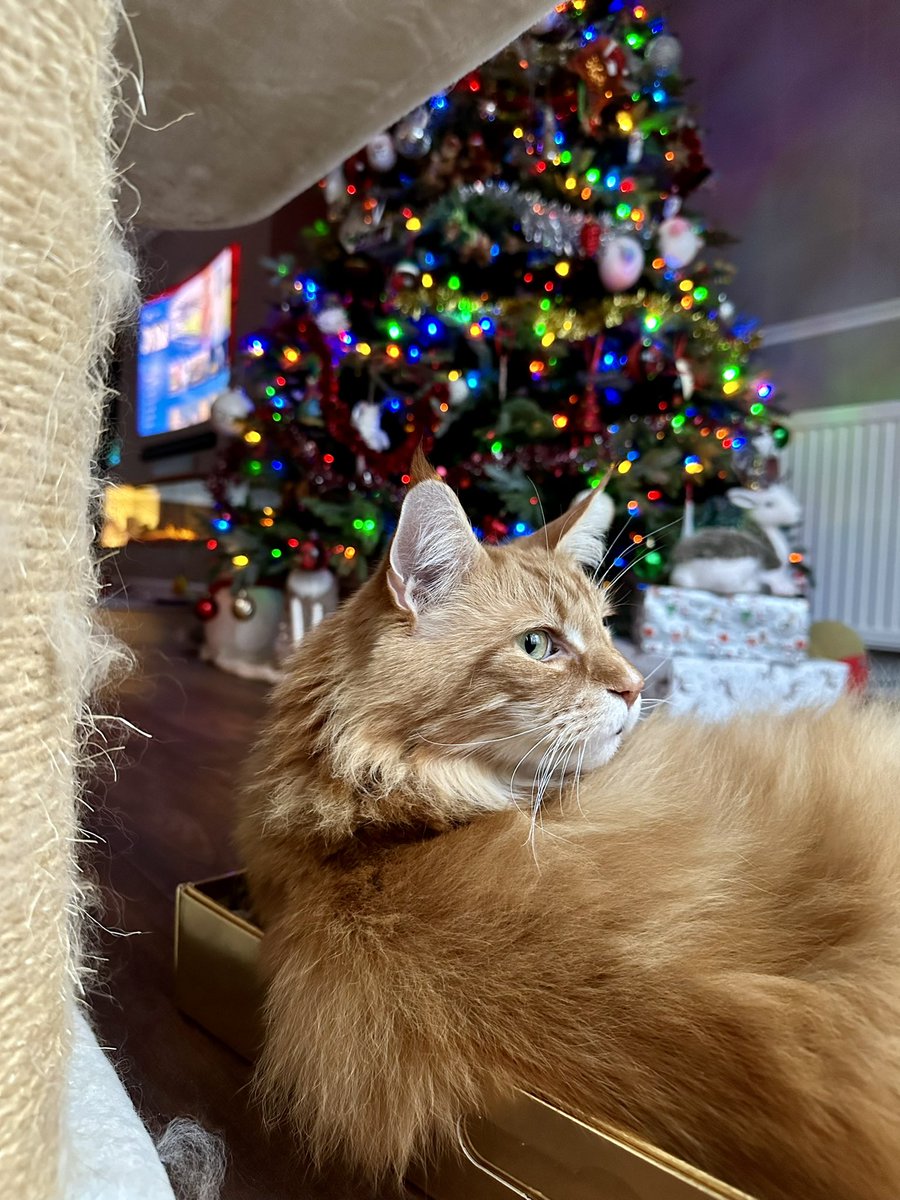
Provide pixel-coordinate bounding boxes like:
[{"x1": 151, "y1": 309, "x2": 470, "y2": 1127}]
[{"x1": 238, "y1": 478, "x2": 900, "y2": 1200}]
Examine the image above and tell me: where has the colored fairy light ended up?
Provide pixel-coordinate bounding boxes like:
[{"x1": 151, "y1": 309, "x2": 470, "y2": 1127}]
[
  {"x1": 555, "y1": 261, "x2": 570, "y2": 277},
  {"x1": 491, "y1": 440, "x2": 503, "y2": 455},
  {"x1": 344, "y1": 546, "x2": 357, "y2": 559},
  {"x1": 616, "y1": 110, "x2": 635, "y2": 132},
  {"x1": 272, "y1": 460, "x2": 284, "y2": 471},
  {"x1": 426, "y1": 321, "x2": 439, "y2": 336},
  {"x1": 789, "y1": 553, "x2": 804, "y2": 564},
  {"x1": 613, "y1": 555, "x2": 628, "y2": 568},
  {"x1": 644, "y1": 314, "x2": 661, "y2": 332},
  {"x1": 406, "y1": 217, "x2": 422, "y2": 232},
  {"x1": 560, "y1": 150, "x2": 572, "y2": 164},
  {"x1": 529, "y1": 360, "x2": 544, "y2": 375},
  {"x1": 647, "y1": 490, "x2": 662, "y2": 501},
  {"x1": 620, "y1": 178, "x2": 635, "y2": 193},
  {"x1": 424, "y1": 252, "x2": 436, "y2": 266},
  {"x1": 287, "y1": 538, "x2": 299, "y2": 548},
  {"x1": 585, "y1": 168, "x2": 601, "y2": 185},
  {"x1": 544, "y1": 281, "x2": 554, "y2": 293},
  {"x1": 387, "y1": 397, "x2": 402, "y2": 412},
  {"x1": 490, "y1": 243, "x2": 501, "y2": 258},
  {"x1": 357, "y1": 342, "x2": 371, "y2": 356},
  {"x1": 249, "y1": 461, "x2": 262, "y2": 475},
  {"x1": 630, "y1": 208, "x2": 644, "y2": 222},
  {"x1": 679, "y1": 279, "x2": 693, "y2": 292},
  {"x1": 604, "y1": 172, "x2": 618, "y2": 189},
  {"x1": 264, "y1": 386, "x2": 276, "y2": 399},
  {"x1": 539, "y1": 299, "x2": 551, "y2": 313},
  {"x1": 652, "y1": 89, "x2": 667, "y2": 103},
  {"x1": 722, "y1": 437, "x2": 733, "y2": 449},
  {"x1": 409, "y1": 345, "x2": 421, "y2": 361},
  {"x1": 271, "y1": 548, "x2": 282, "y2": 558},
  {"x1": 479, "y1": 318, "x2": 494, "y2": 332},
  {"x1": 213, "y1": 518, "x2": 230, "y2": 532},
  {"x1": 448, "y1": 275, "x2": 461, "y2": 290},
  {"x1": 323, "y1": 453, "x2": 335, "y2": 464},
  {"x1": 671, "y1": 414, "x2": 686, "y2": 429},
  {"x1": 633, "y1": 4, "x2": 648, "y2": 16},
  {"x1": 722, "y1": 380, "x2": 741, "y2": 396},
  {"x1": 626, "y1": 449, "x2": 640, "y2": 461},
  {"x1": 386, "y1": 344, "x2": 401, "y2": 359},
  {"x1": 206, "y1": 539, "x2": 217, "y2": 551},
  {"x1": 448, "y1": 369, "x2": 461, "y2": 381},
  {"x1": 552, "y1": 414, "x2": 568, "y2": 429},
  {"x1": 244, "y1": 430, "x2": 261, "y2": 444},
  {"x1": 430, "y1": 93, "x2": 447, "y2": 110},
  {"x1": 722, "y1": 365, "x2": 739, "y2": 381},
  {"x1": 732, "y1": 437, "x2": 746, "y2": 449},
  {"x1": 352, "y1": 518, "x2": 364, "y2": 530},
  {"x1": 684, "y1": 456, "x2": 703, "y2": 475},
  {"x1": 466, "y1": 372, "x2": 479, "y2": 388},
  {"x1": 523, "y1": 272, "x2": 534, "y2": 283},
  {"x1": 232, "y1": 554, "x2": 249, "y2": 568},
  {"x1": 617, "y1": 460, "x2": 632, "y2": 474},
  {"x1": 272, "y1": 412, "x2": 281, "y2": 422},
  {"x1": 756, "y1": 381, "x2": 774, "y2": 398},
  {"x1": 541, "y1": 332, "x2": 555, "y2": 347},
  {"x1": 346, "y1": 185, "x2": 356, "y2": 196},
  {"x1": 400, "y1": 473, "x2": 411, "y2": 485},
  {"x1": 614, "y1": 202, "x2": 631, "y2": 220},
  {"x1": 249, "y1": 339, "x2": 263, "y2": 356},
  {"x1": 388, "y1": 323, "x2": 402, "y2": 339},
  {"x1": 627, "y1": 500, "x2": 640, "y2": 512},
  {"x1": 283, "y1": 347, "x2": 299, "y2": 364},
  {"x1": 513, "y1": 522, "x2": 530, "y2": 535},
  {"x1": 750, "y1": 402, "x2": 764, "y2": 416},
  {"x1": 513, "y1": 126, "x2": 524, "y2": 139},
  {"x1": 469, "y1": 323, "x2": 483, "y2": 339}
]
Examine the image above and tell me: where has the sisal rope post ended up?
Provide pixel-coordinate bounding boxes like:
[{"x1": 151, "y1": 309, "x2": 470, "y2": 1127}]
[{"x1": 0, "y1": 2, "x2": 129, "y2": 1195}]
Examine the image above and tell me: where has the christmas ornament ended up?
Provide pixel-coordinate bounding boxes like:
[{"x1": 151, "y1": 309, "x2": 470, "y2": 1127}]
[
  {"x1": 296, "y1": 539, "x2": 321, "y2": 572},
  {"x1": 645, "y1": 34, "x2": 682, "y2": 76},
  {"x1": 675, "y1": 355, "x2": 695, "y2": 401},
  {"x1": 323, "y1": 166, "x2": 347, "y2": 215},
  {"x1": 657, "y1": 216, "x2": 703, "y2": 269},
  {"x1": 232, "y1": 589, "x2": 256, "y2": 620},
  {"x1": 338, "y1": 199, "x2": 387, "y2": 253},
  {"x1": 772, "y1": 425, "x2": 790, "y2": 448},
  {"x1": 351, "y1": 401, "x2": 391, "y2": 453},
  {"x1": 194, "y1": 595, "x2": 218, "y2": 622},
  {"x1": 718, "y1": 299, "x2": 735, "y2": 321},
  {"x1": 394, "y1": 107, "x2": 432, "y2": 158},
  {"x1": 389, "y1": 260, "x2": 421, "y2": 291},
  {"x1": 315, "y1": 303, "x2": 350, "y2": 335},
  {"x1": 598, "y1": 234, "x2": 645, "y2": 292},
  {"x1": 366, "y1": 132, "x2": 397, "y2": 172},
  {"x1": 580, "y1": 220, "x2": 602, "y2": 257},
  {"x1": 626, "y1": 130, "x2": 645, "y2": 164},
  {"x1": 448, "y1": 376, "x2": 469, "y2": 406},
  {"x1": 570, "y1": 39, "x2": 629, "y2": 120},
  {"x1": 210, "y1": 388, "x2": 253, "y2": 436}
]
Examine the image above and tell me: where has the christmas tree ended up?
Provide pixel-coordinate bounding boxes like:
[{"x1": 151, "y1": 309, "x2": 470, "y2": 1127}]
[{"x1": 206, "y1": 0, "x2": 789, "y2": 599}]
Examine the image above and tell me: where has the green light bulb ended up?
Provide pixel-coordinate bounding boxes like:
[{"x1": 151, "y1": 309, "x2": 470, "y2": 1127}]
[
  {"x1": 490, "y1": 440, "x2": 503, "y2": 455},
  {"x1": 448, "y1": 275, "x2": 461, "y2": 291}
]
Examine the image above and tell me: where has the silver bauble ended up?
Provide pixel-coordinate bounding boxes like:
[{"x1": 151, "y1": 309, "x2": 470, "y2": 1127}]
[
  {"x1": 394, "y1": 108, "x2": 432, "y2": 159},
  {"x1": 645, "y1": 34, "x2": 682, "y2": 76},
  {"x1": 232, "y1": 589, "x2": 256, "y2": 621}
]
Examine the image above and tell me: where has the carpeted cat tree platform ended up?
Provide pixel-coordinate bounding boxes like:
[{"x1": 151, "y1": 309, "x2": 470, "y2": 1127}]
[{"x1": 0, "y1": 1, "x2": 552, "y2": 1195}]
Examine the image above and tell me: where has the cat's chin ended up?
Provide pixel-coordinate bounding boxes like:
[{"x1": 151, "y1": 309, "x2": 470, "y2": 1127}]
[{"x1": 579, "y1": 700, "x2": 642, "y2": 769}]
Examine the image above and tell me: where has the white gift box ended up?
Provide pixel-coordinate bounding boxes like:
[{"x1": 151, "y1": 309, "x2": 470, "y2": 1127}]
[{"x1": 639, "y1": 585, "x2": 810, "y2": 665}]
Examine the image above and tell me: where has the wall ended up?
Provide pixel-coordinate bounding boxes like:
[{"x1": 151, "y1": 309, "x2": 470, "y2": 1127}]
[{"x1": 673, "y1": 0, "x2": 900, "y2": 410}]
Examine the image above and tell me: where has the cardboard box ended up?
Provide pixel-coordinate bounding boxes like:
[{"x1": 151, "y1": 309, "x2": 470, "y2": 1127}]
[{"x1": 175, "y1": 874, "x2": 753, "y2": 1199}]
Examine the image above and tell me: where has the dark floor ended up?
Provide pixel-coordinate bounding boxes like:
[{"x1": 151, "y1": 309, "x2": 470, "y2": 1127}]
[{"x1": 86, "y1": 606, "x2": 408, "y2": 1200}]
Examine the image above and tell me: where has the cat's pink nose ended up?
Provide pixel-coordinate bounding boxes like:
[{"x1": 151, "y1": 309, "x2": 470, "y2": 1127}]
[{"x1": 609, "y1": 680, "x2": 643, "y2": 709}]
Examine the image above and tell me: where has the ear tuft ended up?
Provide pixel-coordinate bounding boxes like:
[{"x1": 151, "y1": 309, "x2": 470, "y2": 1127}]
[
  {"x1": 388, "y1": 481, "x2": 481, "y2": 617},
  {"x1": 409, "y1": 445, "x2": 440, "y2": 486}
]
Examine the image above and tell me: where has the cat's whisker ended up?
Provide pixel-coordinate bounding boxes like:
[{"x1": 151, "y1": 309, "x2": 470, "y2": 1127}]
[
  {"x1": 594, "y1": 514, "x2": 684, "y2": 589},
  {"x1": 592, "y1": 515, "x2": 633, "y2": 586},
  {"x1": 509, "y1": 729, "x2": 558, "y2": 810},
  {"x1": 415, "y1": 723, "x2": 555, "y2": 751}
]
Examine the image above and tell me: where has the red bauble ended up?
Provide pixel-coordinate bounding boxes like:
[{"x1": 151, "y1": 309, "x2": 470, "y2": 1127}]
[
  {"x1": 195, "y1": 596, "x2": 218, "y2": 622},
  {"x1": 580, "y1": 220, "x2": 602, "y2": 257},
  {"x1": 297, "y1": 539, "x2": 321, "y2": 571}
]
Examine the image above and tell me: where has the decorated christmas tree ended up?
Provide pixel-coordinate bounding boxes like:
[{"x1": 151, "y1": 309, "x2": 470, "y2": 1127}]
[{"x1": 206, "y1": 0, "x2": 790, "y2": 599}]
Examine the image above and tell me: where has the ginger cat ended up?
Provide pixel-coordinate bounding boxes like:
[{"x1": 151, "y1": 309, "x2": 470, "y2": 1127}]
[{"x1": 238, "y1": 462, "x2": 900, "y2": 1200}]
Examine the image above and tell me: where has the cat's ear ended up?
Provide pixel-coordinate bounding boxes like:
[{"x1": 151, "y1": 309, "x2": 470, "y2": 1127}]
[
  {"x1": 388, "y1": 481, "x2": 483, "y2": 616},
  {"x1": 536, "y1": 487, "x2": 615, "y2": 571}
]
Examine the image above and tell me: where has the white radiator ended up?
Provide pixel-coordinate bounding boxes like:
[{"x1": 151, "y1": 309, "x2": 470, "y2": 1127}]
[{"x1": 784, "y1": 400, "x2": 900, "y2": 651}]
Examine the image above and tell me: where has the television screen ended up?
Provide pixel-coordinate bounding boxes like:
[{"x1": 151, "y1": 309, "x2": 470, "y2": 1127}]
[{"x1": 136, "y1": 245, "x2": 237, "y2": 437}]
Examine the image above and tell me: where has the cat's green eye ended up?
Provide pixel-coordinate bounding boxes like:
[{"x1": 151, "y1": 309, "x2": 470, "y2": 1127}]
[{"x1": 517, "y1": 630, "x2": 555, "y2": 661}]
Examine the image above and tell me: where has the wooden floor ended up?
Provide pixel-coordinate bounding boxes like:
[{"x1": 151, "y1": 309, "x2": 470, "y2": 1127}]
[{"x1": 86, "y1": 607, "x2": 407, "y2": 1200}]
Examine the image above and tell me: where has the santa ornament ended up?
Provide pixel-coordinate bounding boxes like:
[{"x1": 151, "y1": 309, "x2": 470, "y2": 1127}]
[
  {"x1": 366, "y1": 133, "x2": 396, "y2": 173},
  {"x1": 657, "y1": 216, "x2": 704, "y2": 270}
]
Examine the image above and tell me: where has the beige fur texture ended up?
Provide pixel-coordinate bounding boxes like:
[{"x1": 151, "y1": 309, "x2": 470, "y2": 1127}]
[{"x1": 239, "y1": 472, "x2": 900, "y2": 1200}]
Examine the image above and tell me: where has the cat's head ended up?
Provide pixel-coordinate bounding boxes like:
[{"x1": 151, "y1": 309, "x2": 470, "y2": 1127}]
[{"x1": 320, "y1": 462, "x2": 643, "y2": 822}]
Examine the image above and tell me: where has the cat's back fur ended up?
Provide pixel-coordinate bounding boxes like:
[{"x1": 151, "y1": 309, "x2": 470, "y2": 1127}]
[{"x1": 240, "y1": 697, "x2": 900, "y2": 1200}]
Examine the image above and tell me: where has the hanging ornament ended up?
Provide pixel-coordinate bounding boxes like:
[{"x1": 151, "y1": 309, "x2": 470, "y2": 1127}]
[
  {"x1": 323, "y1": 167, "x2": 348, "y2": 216},
  {"x1": 627, "y1": 130, "x2": 645, "y2": 165},
  {"x1": 389, "y1": 260, "x2": 422, "y2": 292},
  {"x1": 232, "y1": 589, "x2": 256, "y2": 621},
  {"x1": 210, "y1": 388, "x2": 253, "y2": 436},
  {"x1": 580, "y1": 220, "x2": 602, "y2": 258},
  {"x1": 598, "y1": 234, "x2": 645, "y2": 292},
  {"x1": 625, "y1": 339, "x2": 666, "y2": 383},
  {"x1": 657, "y1": 216, "x2": 703, "y2": 269},
  {"x1": 541, "y1": 107, "x2": 558, "y2": 158},
  {"x1": 570, "y1": 38, "x2": 629, "y2": 121},
  {"x1": 645, "y1": 34, "x2": 683, "y2": 76},
  {"x1": 194, "y1": 595, "x2": 218, "y2": 622},
  {"x1": 351, "y1": 400, "x2": 391, "y2": 453},
  {"x1": 772, "y1": 426, "x2": 790, "y2": 448},
  {"x1": 366, "y1": 133, "x2": 397, "y2": 172},
  {"x1": 675, "y1": 356, "x2": 695, "y2": 401},
  {"x1": 394, "y1": 107, "x2": 432, "y2": 158},
  {"x1": 315, "y1": 303, "x2": 350, "y2": 336},
  {"x1": 448, "y1": 376, "x2": 470, "y2": 406},
  {"x1": 338, "y1": 199, "x2": 387, "y2": 253}
]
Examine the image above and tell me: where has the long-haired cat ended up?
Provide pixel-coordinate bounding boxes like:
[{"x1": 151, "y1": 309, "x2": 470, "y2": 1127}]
[{"x1": 238, "y1": 461, "x2": 900, "y2": 1200}]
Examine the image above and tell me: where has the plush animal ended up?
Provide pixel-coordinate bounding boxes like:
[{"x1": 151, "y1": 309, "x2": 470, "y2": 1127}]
[{"x1": 671, "y1": 483, "x2": 803, "y2": 596}]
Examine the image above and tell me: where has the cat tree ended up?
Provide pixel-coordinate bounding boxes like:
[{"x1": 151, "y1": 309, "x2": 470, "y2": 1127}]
[{"x1": 0, "y1": 1, "x2": 554, "y2": 1195}]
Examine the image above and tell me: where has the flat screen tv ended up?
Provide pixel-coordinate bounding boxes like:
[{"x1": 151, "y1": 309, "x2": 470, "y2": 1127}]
[{"x1": 136, "y1": 244, "x2": 238, "y2": 438}]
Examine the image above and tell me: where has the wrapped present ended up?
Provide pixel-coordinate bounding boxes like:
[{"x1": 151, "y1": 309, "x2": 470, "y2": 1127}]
[
  {"x1": 666, "y1": 656, "x2": 849, "y2": 721},
  {"x1": 638, "y1": 585, "x2": 809, "y2": 665}
]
